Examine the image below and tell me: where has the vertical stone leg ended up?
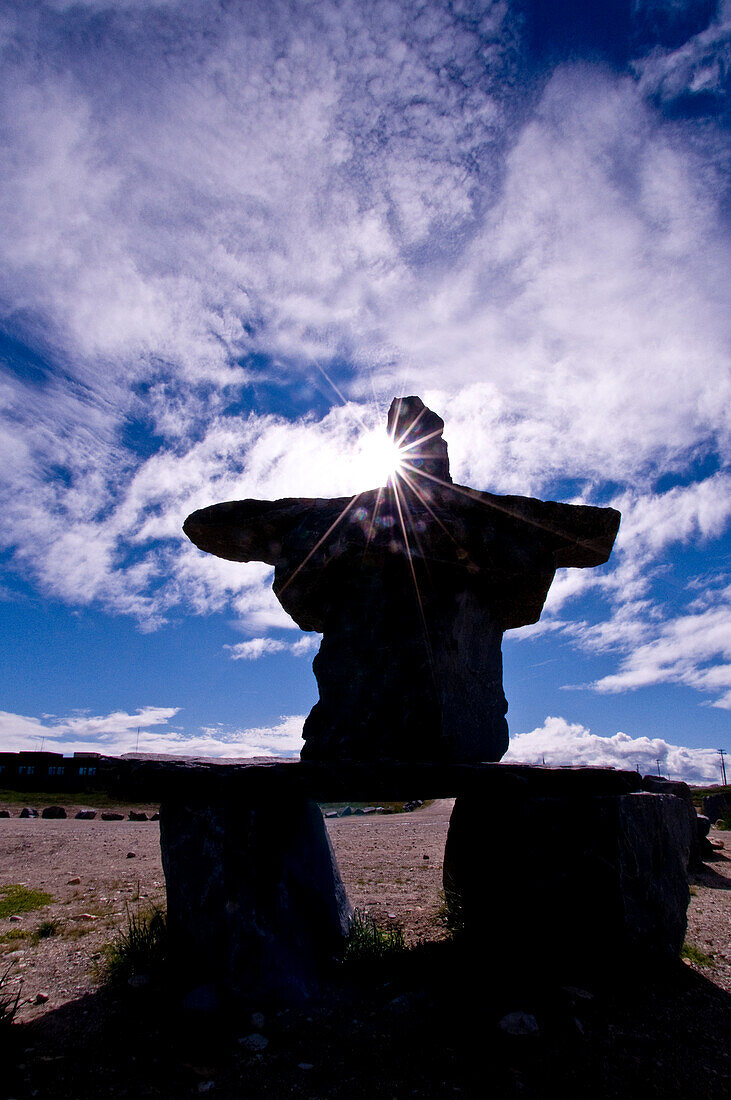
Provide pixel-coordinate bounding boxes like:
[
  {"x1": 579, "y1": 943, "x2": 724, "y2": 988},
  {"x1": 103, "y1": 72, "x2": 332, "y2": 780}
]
[
  {"x1": 160, "y1": 796, "x2": 351, "y2": 1004},
  {"x1": 443, "y1": 792, "x2": 692, "y2": 975}
]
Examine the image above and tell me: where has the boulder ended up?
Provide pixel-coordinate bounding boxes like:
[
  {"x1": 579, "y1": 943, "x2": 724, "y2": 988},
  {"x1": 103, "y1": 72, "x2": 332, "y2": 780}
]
[
  {"x1": 498, "y1": 1012, "x2": 540, "y2": 1037},
  {"x1": 642, "y1": 776, "x2": 705, "y2": 868},
  {"x1": 41, "y1": 806, "x2": 67, "y2": 819},
  {"x1": 101, "y1": 811, "x2": 124, "y2": 821},
  {"x1": 128, "y1": 811, "x2": 148, "y2": 821},
  {"x1": 160, "y1": 795, "x2": 351, "y2": 1004},
  {"x1": 75, "y1": 810, "x2": 97, "y2": 820},
  {"x1": 19, "y1": 807, "x2": 38, "y2": 818},
  {"x1": 0, "y1": 810, "x2": 10, "y2": 818},
  {"x1": 443, "y1": 790, "x2": 693, "y2": 975},
  {"x1": 702, "y1": 791, "x2": 729, "y2": 826}
]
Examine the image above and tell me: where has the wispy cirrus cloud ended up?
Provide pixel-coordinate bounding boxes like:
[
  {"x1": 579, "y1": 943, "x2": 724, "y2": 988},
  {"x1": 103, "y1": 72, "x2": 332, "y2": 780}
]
[
  {"x1": 0, "y1": 0, "x2": 728, "y2": 721},
  {"x1": 524, "y1": 477, "x2": 731, "y2": 709},
  {"x1": 592, "y1": 598, "x2": 731, "y2": 709},
  {"x1": 225, "y1": 635, "x2": 320, "y2": 661}
]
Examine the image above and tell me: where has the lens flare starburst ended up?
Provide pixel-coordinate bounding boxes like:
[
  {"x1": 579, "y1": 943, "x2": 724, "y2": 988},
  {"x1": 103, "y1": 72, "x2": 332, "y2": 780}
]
[{"x1": 357, "y1": 428, "x2": 404, "y2": 486}]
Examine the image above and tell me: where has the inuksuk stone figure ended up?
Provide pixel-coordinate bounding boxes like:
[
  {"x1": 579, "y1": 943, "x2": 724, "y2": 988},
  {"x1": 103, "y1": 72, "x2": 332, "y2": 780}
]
[
  {"x1": 169, "y1": 398, "x2": 694, "y2": 1001},
  {"x1": 184, "y1": 396, "x2": 620, "y2": 764}
]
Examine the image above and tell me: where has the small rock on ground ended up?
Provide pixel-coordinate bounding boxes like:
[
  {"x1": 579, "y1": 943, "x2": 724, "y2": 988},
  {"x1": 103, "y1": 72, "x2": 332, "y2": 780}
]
[
  {"x1": 238, "y1": 1033, "x2": 268, "y2": 1053},
  {"x1": 498, "y1": 1012, "x2": 540, "y2": 1037}
]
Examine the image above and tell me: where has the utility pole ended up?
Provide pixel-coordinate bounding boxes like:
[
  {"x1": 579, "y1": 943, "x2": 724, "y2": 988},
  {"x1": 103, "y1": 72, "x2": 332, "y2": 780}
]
[
  {"x1": 656, "y1": 758, "x2": 661, "y2": 777},
  {"x1": 718, "y1": 748, "x2": 728, "y2": 786},
  {"x1": 136, "y1": 726, "x2": 140, "y2": 754}
]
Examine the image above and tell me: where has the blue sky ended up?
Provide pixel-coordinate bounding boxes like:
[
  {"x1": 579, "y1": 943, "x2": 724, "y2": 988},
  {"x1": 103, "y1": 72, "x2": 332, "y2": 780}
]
[{"x1": 0, "y1": 0, "x2": 728, "y2": 783}]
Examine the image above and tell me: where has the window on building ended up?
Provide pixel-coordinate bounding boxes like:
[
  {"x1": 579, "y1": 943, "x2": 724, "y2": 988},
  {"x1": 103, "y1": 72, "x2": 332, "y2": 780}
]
[
  {"x1": 18, "y1": 765, "x2": 35, "y2": 775},
  {"x1": 48, "y1": 766, "x2": 65, "y2": 776},
  {"x1": 78, "y1": 766, "x2": 97, "y2": 777}
]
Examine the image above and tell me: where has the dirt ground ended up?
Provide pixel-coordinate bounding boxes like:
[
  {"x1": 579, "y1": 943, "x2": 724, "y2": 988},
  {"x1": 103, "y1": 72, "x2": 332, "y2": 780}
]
[
  {"x1": 1, "y1": 800, "x2": 729, "y2": 1098},
  {"x1": 0, "y1": 800, "x2": 456, "y2": 1024},
  {"x1": 326, "y1": 798, "x2": 456, "y2": 943}
]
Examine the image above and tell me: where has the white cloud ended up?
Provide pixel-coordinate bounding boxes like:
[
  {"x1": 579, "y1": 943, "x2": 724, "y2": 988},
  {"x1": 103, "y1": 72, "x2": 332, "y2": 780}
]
[
  {"x1": 225, "y1": 635, "x2": 320, "y2": 660},
  {"x1": 528, "y1": 479, "x2": 731, "y2": 709},
  {"x1": 592, "y1": 599, "x2": 731, "y2": 708},
  {"x1": 0, "y1": 705, "x2": 180, "y2": 753},
  {"x1": 0, "y1": 706, "x2": 304, "y2": 758},
  {"x1": 0, "y1": 1, "x2": 728, "y2": 718},
  {"x1": 118, "y1": 714, "x2": 306, "y2": 759},
  {"x1": 505, "y1": 715, "x2": 721, "y2": 785},
  {"x1": 633, "y1": 2, "x2": 731, "y2": 110}
]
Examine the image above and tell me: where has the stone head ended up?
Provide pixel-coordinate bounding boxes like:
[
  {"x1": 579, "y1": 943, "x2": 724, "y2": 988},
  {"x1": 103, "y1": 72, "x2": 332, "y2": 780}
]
[{"x1": 387, "y1": 395, "x2": 452, "y2": 485}]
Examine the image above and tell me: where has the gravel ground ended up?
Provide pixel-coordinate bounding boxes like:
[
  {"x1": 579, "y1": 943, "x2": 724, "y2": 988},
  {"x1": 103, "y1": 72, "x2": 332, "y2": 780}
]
[
  {"x1": 0, "y1": 815, "x2": 165, "y2": 1023},
  {"x1": 1, "y1": 802, "x2": 728, "y2": 1099},
  {"x1": 685, "y1": 837, "x2": 731, "y2": 992},
  {"x1": 1, "y1": 801, "x2": 727, "y2": 1022},
  {"x1": 325, "y1": 798, "x2": 455, "y2": 942}
]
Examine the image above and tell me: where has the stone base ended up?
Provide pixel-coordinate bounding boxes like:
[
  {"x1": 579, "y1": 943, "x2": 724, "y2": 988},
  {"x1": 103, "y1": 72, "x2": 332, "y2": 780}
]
[
  {"x1": 104, "y1": 762, "x2": 695, "y2": 1000},
  {"x1": 160, "y1": 796, "x2": 351, "y2": 1005},
  {"x1": 443, "y1": 791, "x2": 693, "y2": 974}
]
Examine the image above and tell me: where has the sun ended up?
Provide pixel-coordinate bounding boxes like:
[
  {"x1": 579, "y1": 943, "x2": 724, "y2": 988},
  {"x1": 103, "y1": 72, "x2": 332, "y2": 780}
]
[{"x1": 356, "y1": 428, "x2": 404, "y2": 486}]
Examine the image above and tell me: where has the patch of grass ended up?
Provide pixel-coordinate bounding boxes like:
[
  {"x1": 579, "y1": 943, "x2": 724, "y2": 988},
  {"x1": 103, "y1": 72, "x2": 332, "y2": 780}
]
[
  {"x1": 343, "y1": 908, "x2": 406, "y2": 963},
  {"x1": 104, "y1": 906, "x2": 167, "y2": 984},
  {"x1": 0, "y1": 964, "x2": 22, "y2": 1026},
  {"x1": 0, "y1": 928, "x2": 33, "y2": 943},
  {"x1": 64, "y1": 924, "x2": 92, "y2": 941},
  {"x1": 37, "y1": 919, "x2": 59, "y2": 939},
  {"x1": 690, "y1": 784, "x2": 730, "y2": 822},
  {"x1": 690, "y1": 782, "x2": 729, "y2": 800},
  {"x1": 0, "y1": 884, "x2": 53, "y2": 919},
  {"x1": 436, "y1": 886, "x2": 464, "y2": 937},
  {"x1": 0, "y1": 788, "x2": 159, "y2": 810},
  {"x1": 681, "y1": 942, "x2": 715, "y2": 968}
]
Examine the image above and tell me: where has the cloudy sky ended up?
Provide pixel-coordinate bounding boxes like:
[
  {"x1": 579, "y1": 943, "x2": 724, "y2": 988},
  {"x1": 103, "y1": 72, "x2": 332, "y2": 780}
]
[{"x1": 0, "y1": 0, "x2": 728, "y2": 783}]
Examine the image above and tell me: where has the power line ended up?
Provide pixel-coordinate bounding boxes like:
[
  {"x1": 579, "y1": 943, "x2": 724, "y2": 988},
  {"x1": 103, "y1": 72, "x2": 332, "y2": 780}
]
[{"x1": 718, "y1": 749, "x2": 728, "y2": 786}]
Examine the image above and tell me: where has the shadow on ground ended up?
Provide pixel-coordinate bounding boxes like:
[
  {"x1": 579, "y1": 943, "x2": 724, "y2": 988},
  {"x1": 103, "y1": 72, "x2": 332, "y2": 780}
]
[{"x1": 5, "y1": 937, "x2": 730, "y2": 1099}]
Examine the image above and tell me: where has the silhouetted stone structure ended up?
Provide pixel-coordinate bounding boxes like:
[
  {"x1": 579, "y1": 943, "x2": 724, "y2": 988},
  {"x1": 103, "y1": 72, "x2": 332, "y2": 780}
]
[
  {"x1": 15, "y1": 400, "x2": 681, "y2": 1004},
  {"x1": 0, "y1": 754, "x2": 700, "y2": 999},
  {"x1": 184, "y1": 397, "x2": 620, "y2": 763},
  {"x1": 127, "y1": 758, "x2": 695, "y2": 987},
  {"x1": 111, "y1": 756, "x2": 694, "y2": 989}
]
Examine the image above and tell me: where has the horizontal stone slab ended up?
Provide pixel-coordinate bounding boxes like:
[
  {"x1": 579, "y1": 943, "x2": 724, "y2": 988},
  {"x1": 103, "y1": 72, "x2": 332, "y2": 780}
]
[{"x1": 0, "y1": 752, "x2": 644, "y2": 802}]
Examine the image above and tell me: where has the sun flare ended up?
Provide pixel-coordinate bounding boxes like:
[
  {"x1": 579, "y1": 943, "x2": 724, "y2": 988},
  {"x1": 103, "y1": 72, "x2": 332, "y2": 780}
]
[{"x1": 357, "y1": 428, "x2": 404, "y2": 486}]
